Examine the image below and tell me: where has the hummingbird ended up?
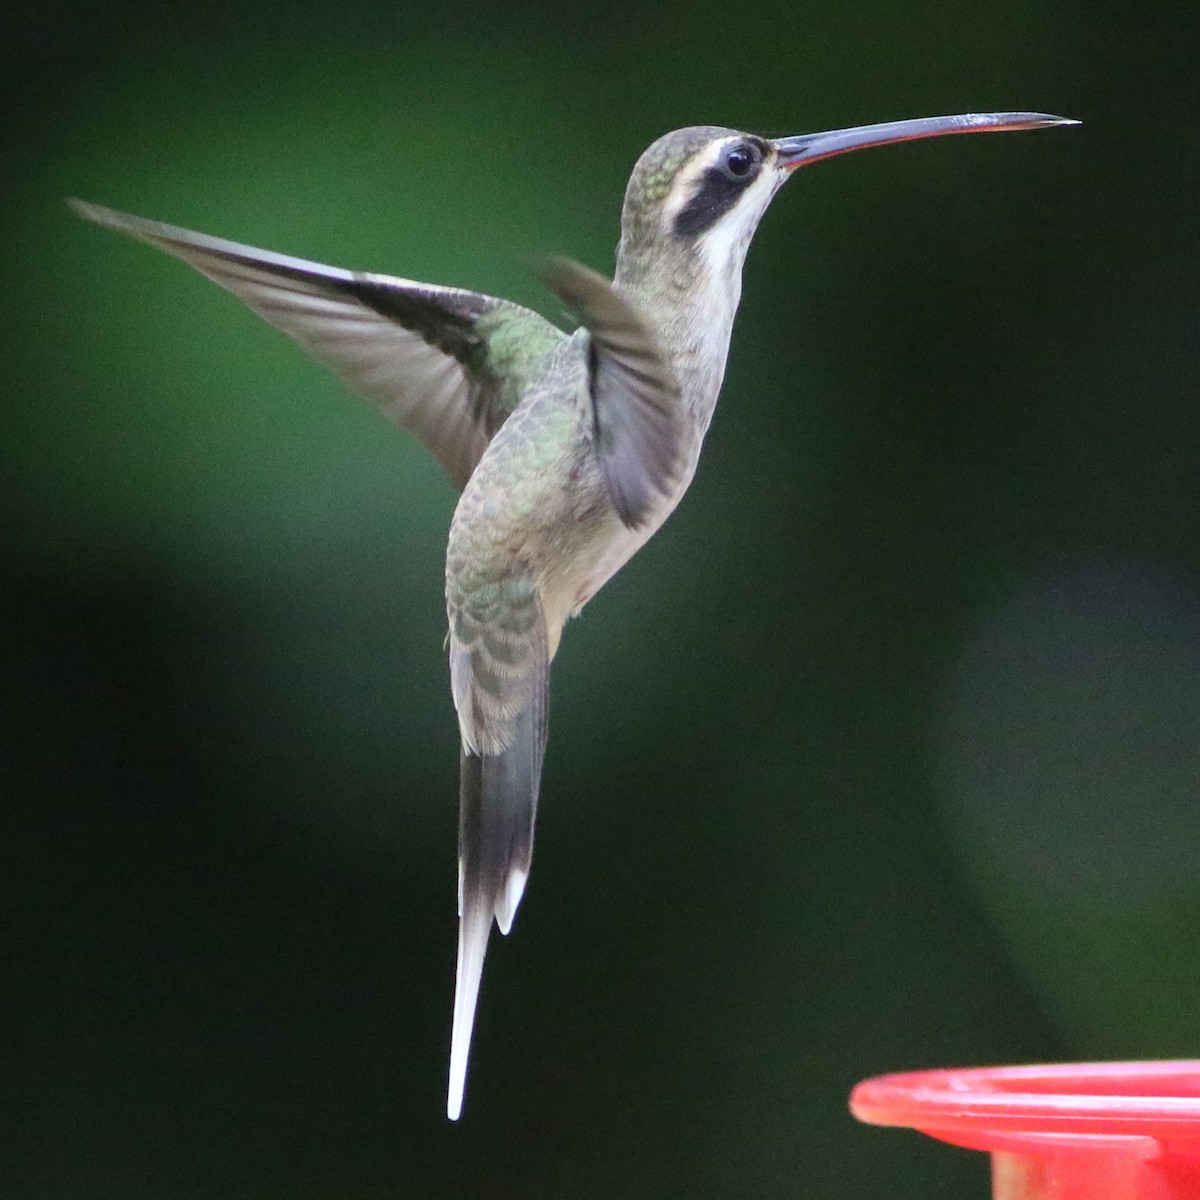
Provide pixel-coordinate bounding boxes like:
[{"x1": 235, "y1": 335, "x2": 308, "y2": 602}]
[{"x1": 70, "y1": 109, "x2": 1076, "y2": 1120}]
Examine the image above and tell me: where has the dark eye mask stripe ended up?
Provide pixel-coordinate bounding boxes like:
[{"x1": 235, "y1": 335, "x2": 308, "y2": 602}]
[{"x1": 673, "y1": 166, "x2": 749, "y2": 238}]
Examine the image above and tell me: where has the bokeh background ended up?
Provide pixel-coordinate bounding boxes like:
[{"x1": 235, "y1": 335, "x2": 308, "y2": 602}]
[{"x1": 5, "y1": 1, "x2": 1200, "y2": 1196}]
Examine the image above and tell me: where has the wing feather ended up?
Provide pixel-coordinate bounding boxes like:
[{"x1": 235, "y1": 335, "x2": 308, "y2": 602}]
[
  {"x1": 538, "y1": 256, "x2": 685, "y2": 528},
  {"x1": 70, "y1": 198, "x2": 564, "y2": 489}
]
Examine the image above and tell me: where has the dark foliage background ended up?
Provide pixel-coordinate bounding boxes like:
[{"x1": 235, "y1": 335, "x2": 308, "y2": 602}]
[{"x1": 5, "y1": 1, "x2": 1200, "y2": 1196}]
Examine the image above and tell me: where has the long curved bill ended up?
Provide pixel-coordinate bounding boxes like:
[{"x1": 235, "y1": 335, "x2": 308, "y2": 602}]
[{"x1": 772, "y1": 112, "x2": 1080, "y2": 170}]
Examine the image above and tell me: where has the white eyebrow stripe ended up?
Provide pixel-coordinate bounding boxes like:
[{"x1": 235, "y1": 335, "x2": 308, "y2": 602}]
[{"x1": 662, "y1": 138, "x2": 739, "y2": 224}]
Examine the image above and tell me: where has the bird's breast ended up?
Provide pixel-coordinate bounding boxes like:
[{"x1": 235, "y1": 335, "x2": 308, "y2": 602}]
[{"x1": 450, "y1": 423, "x2": 698, "y2": 650}]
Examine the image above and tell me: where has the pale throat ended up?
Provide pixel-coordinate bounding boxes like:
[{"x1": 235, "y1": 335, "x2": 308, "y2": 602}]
[
  {"x1": 614, "y1": 171, "x2": 775, "y2": 436},
  {"x1": 615, "y1": 240, "x2": 749, "y2": 437}
]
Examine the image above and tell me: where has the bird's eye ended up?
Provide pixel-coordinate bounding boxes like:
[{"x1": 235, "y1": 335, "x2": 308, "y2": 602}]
[{"x1": 721, "y1": 142, "x2": 760, "y2": 180}]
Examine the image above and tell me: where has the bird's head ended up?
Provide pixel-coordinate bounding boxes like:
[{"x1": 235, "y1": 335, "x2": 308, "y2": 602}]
[
  {"x1": 615, "y1": 113, "x2": 1077, "y2": 289},
  {"x1": 616, "y1": 125, "x2": 781, "y2": 288}
]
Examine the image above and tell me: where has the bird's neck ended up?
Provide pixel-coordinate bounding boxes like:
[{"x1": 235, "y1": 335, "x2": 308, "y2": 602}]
[{"x1": 613, "y1": 241, "x2": 745, "y2": 444}]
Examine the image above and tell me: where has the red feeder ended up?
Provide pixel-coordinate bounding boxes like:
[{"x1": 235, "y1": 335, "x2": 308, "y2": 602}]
[{"x1": 850, "y1": 1061, "x2": 1200, "y2": 1199}]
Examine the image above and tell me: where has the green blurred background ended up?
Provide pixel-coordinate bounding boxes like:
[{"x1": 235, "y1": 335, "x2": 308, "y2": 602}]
[{"x1": 4, "y1": 1, "x2": 1200, "y2": 1196}]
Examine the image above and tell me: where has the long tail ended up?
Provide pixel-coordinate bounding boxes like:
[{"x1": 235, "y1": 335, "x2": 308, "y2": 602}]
[{"x1": 448, "y1": 694, "x2": 547, "y2": 1120}]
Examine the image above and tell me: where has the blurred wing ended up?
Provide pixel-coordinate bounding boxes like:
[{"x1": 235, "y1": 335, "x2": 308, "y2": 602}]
[
  {"x1": 70, "y1": 199, "x2": 564, "y2": 490},
  {"x1": 539, "y1": 256, "x2": 685, "y2": 529}
]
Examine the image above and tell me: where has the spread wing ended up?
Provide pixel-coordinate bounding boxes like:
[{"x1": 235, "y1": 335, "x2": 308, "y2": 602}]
[{"x1": 69, "y1": 199, "x2": 565, "y2": 490}]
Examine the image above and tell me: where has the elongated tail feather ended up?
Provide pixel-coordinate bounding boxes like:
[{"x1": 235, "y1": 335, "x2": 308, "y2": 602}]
[{"x1": 448, "y1": 689, "x2": 547, "y2": 1120}]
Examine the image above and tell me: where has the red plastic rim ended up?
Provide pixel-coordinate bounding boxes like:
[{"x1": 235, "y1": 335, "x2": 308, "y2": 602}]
[{"x1": 850, "y1": 1061, "x2": 1200, "y2": 1144}]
